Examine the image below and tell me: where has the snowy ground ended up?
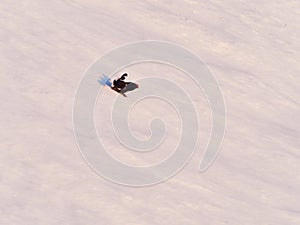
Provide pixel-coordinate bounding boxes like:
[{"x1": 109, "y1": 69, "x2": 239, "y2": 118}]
[{"x1": 1, "y1": 0, "x2": 300, "y2": 224}]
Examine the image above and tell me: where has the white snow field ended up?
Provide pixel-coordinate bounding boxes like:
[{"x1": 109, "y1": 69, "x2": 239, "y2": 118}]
[{"x1": 1, "y1": 0, "x2": 300, "y2": 225}]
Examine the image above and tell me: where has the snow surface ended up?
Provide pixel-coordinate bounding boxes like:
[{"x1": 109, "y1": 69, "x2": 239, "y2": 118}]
[{"x1": 1, "y1": 0, "x2": 300, "y2": 224}]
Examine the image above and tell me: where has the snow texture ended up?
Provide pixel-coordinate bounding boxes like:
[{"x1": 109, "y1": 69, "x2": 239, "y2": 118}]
[{"x1": 1, "y1": 0, "x2": 299, "y2": 225}]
